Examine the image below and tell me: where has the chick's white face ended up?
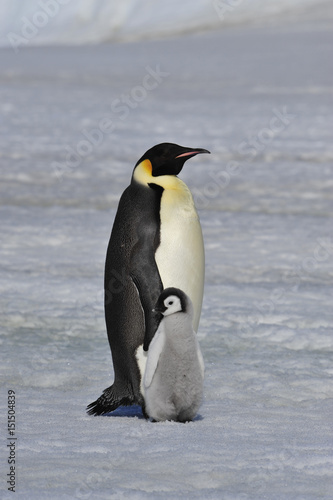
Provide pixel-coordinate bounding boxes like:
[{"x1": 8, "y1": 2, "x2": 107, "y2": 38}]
[{"x1": 162, "y1": 295, "x2": 182, "y2": 316}]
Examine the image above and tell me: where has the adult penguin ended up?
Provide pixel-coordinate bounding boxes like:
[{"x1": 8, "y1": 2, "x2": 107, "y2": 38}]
[{"x1": 87, "y1": 143, "x2": 210, "y2": 416}]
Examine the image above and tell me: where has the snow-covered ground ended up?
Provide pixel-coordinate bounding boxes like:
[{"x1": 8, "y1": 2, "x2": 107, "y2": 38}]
[{"x1": 1, "y1": 2, "x2": 333, "y2": 499}]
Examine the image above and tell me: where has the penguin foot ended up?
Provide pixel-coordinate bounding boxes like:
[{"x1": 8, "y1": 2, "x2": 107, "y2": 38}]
[{"x1": 86, "y1": 385, "x2": 136, "y2": 416}]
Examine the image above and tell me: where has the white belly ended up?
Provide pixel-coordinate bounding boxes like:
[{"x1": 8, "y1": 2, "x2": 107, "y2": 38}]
[{"x1": 155, "y1": 179, "x2": 205, "y2": 331}]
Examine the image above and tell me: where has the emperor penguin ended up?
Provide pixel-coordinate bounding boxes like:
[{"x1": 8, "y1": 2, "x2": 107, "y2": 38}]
[
  {"x1": 141, "y1": 288, "x2": 205, "y2": 423},
  {"x1": 87, "y1": 143, "x2": 209, "y2": 416}
]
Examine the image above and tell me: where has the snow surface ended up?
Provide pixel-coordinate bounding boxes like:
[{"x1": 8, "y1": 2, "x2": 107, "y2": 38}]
[{"x1": 1, "y1": 2, "x2": 333, "y2": 499}]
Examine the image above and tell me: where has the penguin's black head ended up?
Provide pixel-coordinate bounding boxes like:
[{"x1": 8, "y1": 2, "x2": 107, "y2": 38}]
[
  {"x1": 154, "y1": 287, "x2": 189, "y2": 317},
  {"x1": 135, "y1": 143, "x2": 210, "y2": 177}
]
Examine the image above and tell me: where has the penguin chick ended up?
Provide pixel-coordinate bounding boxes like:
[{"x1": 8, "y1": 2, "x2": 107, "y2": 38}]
[{"x1": 142, "y1": 287, "x2": 204, "y2": 423}]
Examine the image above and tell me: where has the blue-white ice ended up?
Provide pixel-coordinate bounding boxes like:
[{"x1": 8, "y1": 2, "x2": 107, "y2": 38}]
[{"x1": 1, "y1": 1, "x2": 333, "y2": 499}]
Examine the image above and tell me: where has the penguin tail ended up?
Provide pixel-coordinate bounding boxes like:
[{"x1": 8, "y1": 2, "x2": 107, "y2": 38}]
[{"x1": 86, "y1": 384, "x2": 137, "y2": 416}]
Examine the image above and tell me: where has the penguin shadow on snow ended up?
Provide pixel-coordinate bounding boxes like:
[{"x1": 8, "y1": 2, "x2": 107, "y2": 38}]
[
  {"x1": 102, "y1": 405, "x2": 146, "y2": 419},
  {"x1": 101, "y1": 406, "x2": 204, "y2": 422}
]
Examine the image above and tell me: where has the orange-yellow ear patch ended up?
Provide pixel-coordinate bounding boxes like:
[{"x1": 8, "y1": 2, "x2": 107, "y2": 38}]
[
  {"x1": 142, "y1": 159, "x2": 152, "y2": 175},
  {"x1": 133, "y1": 159, "x2": 153, "y2": 185}
]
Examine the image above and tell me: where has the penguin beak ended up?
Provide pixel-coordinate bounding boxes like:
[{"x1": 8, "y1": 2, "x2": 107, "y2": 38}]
[{"x1": 175, "y1": 148, "x2": 210, "y2": 159}]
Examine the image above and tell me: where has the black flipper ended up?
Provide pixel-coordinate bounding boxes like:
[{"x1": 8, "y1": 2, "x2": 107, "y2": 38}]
[
  {"x1": 130, "y1": 272, "x2": 162, "y2": 352},
  {"x1": 128, "y1": 183, "x2": 164, "y2": 351}
]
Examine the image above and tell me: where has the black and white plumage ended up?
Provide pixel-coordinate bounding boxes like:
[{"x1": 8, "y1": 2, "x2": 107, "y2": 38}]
[
  {"x1": 87, "y1": 143, "x2": 209, "y2": 417},
  {"x1": 139, "y1": 288, "x2": 204, "y2": 423}
]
